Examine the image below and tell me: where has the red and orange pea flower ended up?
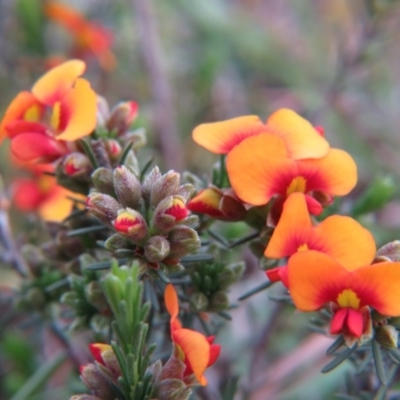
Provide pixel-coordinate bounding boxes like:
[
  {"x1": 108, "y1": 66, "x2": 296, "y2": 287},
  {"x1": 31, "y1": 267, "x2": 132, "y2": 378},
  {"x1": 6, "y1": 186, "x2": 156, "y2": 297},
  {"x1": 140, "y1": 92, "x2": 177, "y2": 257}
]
[
  {"x1": 45, "y1": 1, "x2": 116, "y2": 71},
  {"x1": 288, "y1": 250, "x2": 400, "y2": 339},
  {"x1": 192, "y1": 108, "x2": 329, "y2": 160},
  {"x1": 226, "y1": 133, "x2": 357, "y2": 212},
  {"x1": 164, "y1": 284, "x2": 221, "y2": 386},
  {"x1": 12, "y1": 163, "x2": 82, "y2": 222},
  {"x1": 0, "y1": 60, "x2": 97, "y2": 163},
  {"x1": 264, "y1": 193, "x2": 376, "y2": 285}
]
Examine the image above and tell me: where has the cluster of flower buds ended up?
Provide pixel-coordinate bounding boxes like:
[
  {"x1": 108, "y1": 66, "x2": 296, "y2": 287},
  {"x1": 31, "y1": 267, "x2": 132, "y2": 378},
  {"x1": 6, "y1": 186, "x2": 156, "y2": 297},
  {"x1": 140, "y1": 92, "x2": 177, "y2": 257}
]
[
  {"x1": 72, "y1": 344, "x2": 122, "y2": 400},
  {"x1": 87, "y1": 166, "x2": 201, "y2": 271}
]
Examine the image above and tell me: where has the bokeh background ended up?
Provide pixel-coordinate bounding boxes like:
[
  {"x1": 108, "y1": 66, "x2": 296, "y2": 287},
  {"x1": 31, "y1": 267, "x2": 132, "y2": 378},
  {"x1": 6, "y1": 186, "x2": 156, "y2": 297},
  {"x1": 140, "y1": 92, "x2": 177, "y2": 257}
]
[{"x1": 1, "y1": 0, "x2": 400, "y2": 399}]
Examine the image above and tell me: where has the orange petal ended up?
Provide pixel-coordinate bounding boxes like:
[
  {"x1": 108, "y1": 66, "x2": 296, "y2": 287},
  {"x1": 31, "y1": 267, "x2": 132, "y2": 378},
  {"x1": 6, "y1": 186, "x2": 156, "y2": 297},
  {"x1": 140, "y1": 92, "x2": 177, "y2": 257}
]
[
  {"x1": 192, "y1": 116, "x2": 265, "y2": 154},
  {"x1": 288, "y1": 251, "x2": 349, "y2": 311},
  {"x1": 316, "y1": 216, "x2": 376, "y2": 270},
  {"x1": 172, "y1": 328, "x2": 210, "y2": 385},
  {"x1": 265, "y1": 193, "x2": 313, "y2": 258},
  {"x1": 38, "y1": 186, "x2": 76, "y2": 222},
  {"x1": 265, "y1": 109, "x2": 329, "y2": 159},
  {"x1": 297, "y1": 148, "x2": 357, "y2": 196},
  {"x1": 0, "y1": 91, "x2": 44, "y2": 141},
  {"x1": 352, "y1": 262, "x2": 400, "y2": 316},
  {"x1": 165, "y1": 284, "x2": 179, "y2": 319},
  {"x1": 226, "y1": 134, "x2": 290, "y2": 205},
  {"x1": 55, "y1": 78, "x2": 97, "y2": 141},
  {"x1": 32, "y1": 59, "x2": 86, "y2": 105},
  {"x1": 44, "y1": 2, "x2": 84, "y2": 31}
]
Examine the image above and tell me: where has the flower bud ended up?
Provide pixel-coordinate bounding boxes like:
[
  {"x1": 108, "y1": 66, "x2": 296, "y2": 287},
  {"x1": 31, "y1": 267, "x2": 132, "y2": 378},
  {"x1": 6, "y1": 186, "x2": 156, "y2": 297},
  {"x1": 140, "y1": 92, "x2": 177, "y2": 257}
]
[
  {"x1": 190, "y1": 292, "x2": 209, "y2": 311},
  {"x1": 142, "y1": 166, "x2": 162, "y2": 204},
  {"x1": 107, "y1": 101, "x2": 138, "y2": 136},
  {"x1": 166, "y1": 226, "x2": 201, "y2": 260},
  {"x1": 375, "y1": 325, "x2": 399, "y2": 348},
  {"x1": 96, "y1": 95, "x2": 110, "y2": 127},
  {"x1": 177, "y1": 184, "x2": 195, "y2": 202},
  {"x1": 375, "y1": 241, "x2": 400, "y2": 263},
  {"x1": 86, "y1": 193, "x2": 121, "y2": 226},
  {"x1": 105, "y1": 139, "x2": 122, "y2": 162},
  {"x1": 209, "y1": 291, "x2": 230, "y2": 312},
  {"x1": 85, "y1": 281, "x2": 108, "y2": 312},
  {"x1": 91, "y1": 168, "x2": 115, "y2": 196},
  {"x1": 113, "y1": 208, "x2": 148, "y2": 242},
  {"x1": 152, "y1": 196, "x2": 189, "y2": 234},
  {"x1": 150, "y1": 170, "x2": 181, "y2": 207},
  {"x1": 104, "y1": 233, "x2": 133, "y2": 251},
  {"x1": 63, "y1": 153, "x2": 92, "y2": 177},
  {"x1": 144, "y1": 235, "x2": 170, "y2": 262},
  {"x1": 89, "y1": 343, "x2": 121, "y2": 378},
  {"x1": 113, "y1": 166, "x2": 142, "y2": 208},
  {"x1": 156, "y1": 379, "x2": 191, "y2": 400},
  {"x1": 80, "y1": 364, "x2": 115, "y2": 399}
]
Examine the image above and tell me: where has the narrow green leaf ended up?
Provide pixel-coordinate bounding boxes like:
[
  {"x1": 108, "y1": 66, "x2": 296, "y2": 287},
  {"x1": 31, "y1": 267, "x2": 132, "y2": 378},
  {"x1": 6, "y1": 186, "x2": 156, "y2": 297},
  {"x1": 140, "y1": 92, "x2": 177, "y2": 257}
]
[
  {"x1": 217, "y1": 311, "x2": 232, "y2": 320},
  {"x1": 10, "y1": 352, "x2": 66, "y2": 400},
  {"x1": 79, "y1": 138, "x2": 99, "y2": 168},
  {"x1": 228, "y1": 231, "x2": 259, "y2": 248},
  {"x1": 140, "y1": 157, "x2": 154, "y2": 181},
  {"x1": 372, "y1": 340, "x2": 387, "y2": 385},
  {"x1": 238, "y1": 280, "x2": 274, "y2": 301},
  {"x1": 321, "y1": 345, "x2": 356, "y2": 373},
  {"x1": 86, "y1": 258, "x2": 128, "y2": 270},
  {"x1": 66, "y1": 225, "x2": 107, "y2": 237},
  {"x1": 207, "y1": 229, "x2": 229, "y2": 247},
  {"x1": 119, "y1": 142, "x2": 134, "y2": 165},
  {"x1": 181, "y1": 253, "x2": 214, "y2": 264},
  {"x1": 326, "y1": 335, "x2": 345, "y2": 355},
  {"x1": 356, "y1": 351, "x2": 373, "y2": 374}
]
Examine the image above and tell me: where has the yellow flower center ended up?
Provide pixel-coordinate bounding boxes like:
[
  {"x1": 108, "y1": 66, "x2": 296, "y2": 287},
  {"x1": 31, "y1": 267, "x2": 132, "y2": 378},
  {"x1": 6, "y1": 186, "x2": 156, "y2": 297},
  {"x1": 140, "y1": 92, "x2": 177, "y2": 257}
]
[
  {"x1": 51, "y1": 102, "x2": 62, "y2": 130},
  {"x1": 337, "y1": 289, "x2": 360, "y2": 309},
  {"x1": 23, "y1": 105, "x2": 41, "y2": 122},
  {"x1": 286, "y1": 176, "x2": 307, "y2": 196},
  {"x1": 297, "y1": 243, "x2": 309, "y2": 252}
]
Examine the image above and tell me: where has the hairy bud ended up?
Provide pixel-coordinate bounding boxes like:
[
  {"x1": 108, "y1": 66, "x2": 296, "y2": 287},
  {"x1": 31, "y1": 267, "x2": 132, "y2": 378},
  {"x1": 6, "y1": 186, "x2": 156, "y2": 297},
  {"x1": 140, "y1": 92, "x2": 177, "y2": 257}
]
[{"x1": 113, "y1": 165, "x2": 142, "y2": 208}]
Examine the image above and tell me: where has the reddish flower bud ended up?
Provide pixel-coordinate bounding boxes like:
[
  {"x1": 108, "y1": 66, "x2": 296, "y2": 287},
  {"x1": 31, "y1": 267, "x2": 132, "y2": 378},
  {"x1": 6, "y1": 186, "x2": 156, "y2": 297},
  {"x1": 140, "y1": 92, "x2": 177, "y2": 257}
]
[
  {"x1": 107, "y1": 101, "x2": 138, "y2": 136},
  {"x1": 113, "y1": 165, "x2": 142, "y2": 208},
  {"x1": 63, "y1": 153, "x2": 92, "y2": 177},
  {"x1": 314, "y1": 125, "x2": 325, "y2": 136},
  {"x1": 113, "y1": 208, "x2": 148, "y2": 242},
  {"x1": 105, "y1": 139, "x2": 122, "y2": 161},
  {"x1": 150, "y1": 170, "x2": 181, "y2": 207},
  {"x1": 152, "y1": 196, "x2": 189, "y2": 234},
  {"x1": 86, "y1": 192, "x2": 121, "y2": 226},
  {"x1": 79, "y1": 363, "x2": 115, "y2": 399},
  {"x1": 89, "y1": 343, "x2": 121, "y2": 378},
  {"x1": 144, "y1": 235, "x2": 170, "y2": 262}
]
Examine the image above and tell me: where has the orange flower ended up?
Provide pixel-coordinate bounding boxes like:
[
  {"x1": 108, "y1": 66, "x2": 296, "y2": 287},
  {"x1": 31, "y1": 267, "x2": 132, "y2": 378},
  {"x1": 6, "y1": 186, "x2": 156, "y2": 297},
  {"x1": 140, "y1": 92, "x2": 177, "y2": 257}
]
[
  {"x1": 12, "y1": 164, "x2": 81, "y2": 222},
  {"x1": 193, "y1": 108, "x2": 329, "y2": 160},
  {"x1": 288, "y1": 251, "x2": 400, "y2": 338},
  {"x1": 226, "y1": 133, "x2": 357, "y2": 207},
  {"x1": 187, "y1": 186, "x2": 247, "y2": 221},
  {"x1": 45, "y1": 1, "x2": 116, "y2": 71},
  {"x1": 1, "y1": 60, "x2": 97, "y2": 162},
  {"x1": 164, "y1": 284, "x2": 220, "y2": 385},
  {"x1": 265, "y1": 193, "x2": 376, "y2": 284}
]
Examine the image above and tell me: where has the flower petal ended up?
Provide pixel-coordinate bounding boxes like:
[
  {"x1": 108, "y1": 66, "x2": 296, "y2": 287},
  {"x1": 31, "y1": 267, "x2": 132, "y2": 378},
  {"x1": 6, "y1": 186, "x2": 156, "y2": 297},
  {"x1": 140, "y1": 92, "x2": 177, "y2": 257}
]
[
  {"x1": 45, "y1": 1, "x2": 84, "y2": 30},
  {"x1": 346, "y1": 308, "x2": 364, "y2": 338},
  {"x1": 265, "y1": 193, "x2": 313, "y2": 258},
  {"x1": 0, "y1": 91, "x2": 44, "y2": 141},
  {"x1": 226, "y1": 134, "x2": 290, "y2": 205},
  {"x1": 288, "y1": 251, "x2": 350, "y2": 311},
  {"x1": 32, "y1": 59, "x2": 86, "y2": 105},
  {"x1": 55, "y1": 78, "x2": 97, "y2": 141},
  {"x1": 172, "y1": 328, "x2": 210, "y2": 385},
  {"x1": 265, "y1": 108, "x2": 329, "y2": 159},
  {"x1": 11, "y1": 133, "x2": 66, "y2": 162},
  {"x1": 330, "y1": 308, "x2": 347, "y2": 335},
  {"x1": 352, "y1": 262, "x2": 400, "y2": 316},
  {"x1": 165, "y1": 283, "x2": 179, "y2": 319},
  {"x1": 298, "y1": 148, "x2": 357, "y2": 196},
  {"x1": 316, "y1": 216, "x2": 376, "y2": 270},
  {"x1": 6, "y1": 120, "x2": 47, "y2": 138},
  {"x1": 192, "y1": 116, "x2": 265, "y2": 154},
  {"x1": 38, "y1": 186, "x2": 78, "y2": 222},
  {"x1": 12, "y1": 178, "x2": 44, "y2": 211}
]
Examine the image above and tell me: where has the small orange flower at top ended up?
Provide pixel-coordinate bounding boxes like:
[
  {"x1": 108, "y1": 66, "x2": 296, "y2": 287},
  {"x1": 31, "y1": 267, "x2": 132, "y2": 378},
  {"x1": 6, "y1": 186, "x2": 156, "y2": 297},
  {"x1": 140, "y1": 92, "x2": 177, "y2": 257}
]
[
  {"x1": 193, "y1": 108, "x2": 329, "y2": 160},
  {"x1": 288, "y1": 251, "x2": 400, "y2": 340},
  {"x1": 0, "y1": 60, "x2": 97, "y2": 163},
  {"x1": 45, "y1": 1, "x2": 116, "y2": 71},
  {"x1": 264, "y1": 193, "x2": 376, "y2": 285},
  {"x1": 226, "y1": 132, "x2": 357, "y2": 212},
  {"x1": 164, "y1": 284, "x2": 221, "y2": 385}
]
